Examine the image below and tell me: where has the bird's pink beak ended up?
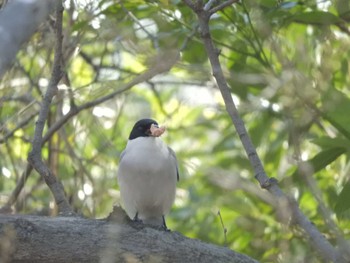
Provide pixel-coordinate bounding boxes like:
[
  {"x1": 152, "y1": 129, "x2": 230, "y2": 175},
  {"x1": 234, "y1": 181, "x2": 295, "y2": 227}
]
[{"x1": 150, "y1": 124, "x2": 166, "y2": 137}]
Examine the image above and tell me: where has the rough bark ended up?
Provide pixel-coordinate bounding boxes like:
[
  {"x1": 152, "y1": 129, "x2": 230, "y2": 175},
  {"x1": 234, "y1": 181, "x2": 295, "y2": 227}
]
[{"x1": 0, "y1": 213, "x2": 258, "y2": 263}]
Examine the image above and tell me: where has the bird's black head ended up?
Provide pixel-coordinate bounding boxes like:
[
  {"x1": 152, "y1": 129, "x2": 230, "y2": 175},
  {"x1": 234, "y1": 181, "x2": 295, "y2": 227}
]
[{"x1": 129, "y1": 118, "x2": 159, "y2": 140}]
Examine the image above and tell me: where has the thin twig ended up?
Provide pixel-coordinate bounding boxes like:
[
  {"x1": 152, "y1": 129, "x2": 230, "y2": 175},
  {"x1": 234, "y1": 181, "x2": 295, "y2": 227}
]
[
  {"x1": 217, "y1": 210, "x2": 228, "y2": 246},
  {"x1": 148, "y1": 82, "x2": 171, "y2": 117},
  {"x1": 209, "y1": 0, "x2": 238, "y2": 15},
  {"x1": 4, "y1": 141, "x2": 20, "y2": 180},
  {"x1": 240, "y1": 1, "x2": 270, "y2": 69},
  {"x1": 0, "y1": 165, "x2": 33, "y2": 213},
  {"x1": 0, "y1": 112, "x2": 38, "y2": 144},
  {"x1": 120, "y1": 2, "x2": 159, "y2": 50}
]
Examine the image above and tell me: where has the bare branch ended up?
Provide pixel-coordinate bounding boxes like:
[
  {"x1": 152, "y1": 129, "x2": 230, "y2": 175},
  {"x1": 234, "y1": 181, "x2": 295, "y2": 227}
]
[
  {"x1": 209, "y1": 0, "x2": 238, "y2": 15},
  {"x1": 204, "y1": 0, "x2": 216, "y2": 11},
  {"x1": 27, "y1": 1, "x2": 73, "y2": 215},
  {"x1": 121, "y1": 3, "x2": 159, "y2": 50},
  {"x1": 0, "y1": 0, "x2": 55, "y2": 78},
  {"x1": 0, "y1": 112, "x2": 38, "y2": 144},
  {"x1": 182, "y1": 1, "x2": 347, "y2": 262},
  {"x1": 0, "y1": 165, "x2": 33, "y2": 214}
]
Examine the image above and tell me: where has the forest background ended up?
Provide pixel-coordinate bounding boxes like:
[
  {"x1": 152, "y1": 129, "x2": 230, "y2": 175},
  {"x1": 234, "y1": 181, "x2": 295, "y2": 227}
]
[{"x1": 1, "y1": 0, "x2": 350, "y2": 262}]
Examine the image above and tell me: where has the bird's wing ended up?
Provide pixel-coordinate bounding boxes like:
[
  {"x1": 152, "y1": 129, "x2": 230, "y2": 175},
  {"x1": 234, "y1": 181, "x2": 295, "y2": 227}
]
[
  {"x1": 120, "y1": 149, "x2": 126, "y2": 162},
  {"x1": 168, "y1": 147, "x2": 179, "y2": 181}
]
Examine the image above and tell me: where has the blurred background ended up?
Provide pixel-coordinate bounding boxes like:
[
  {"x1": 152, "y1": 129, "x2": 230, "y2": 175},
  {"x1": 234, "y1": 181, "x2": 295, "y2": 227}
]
[{"x1": 1, "y1": 0, "x2": 350, "y2": 262}]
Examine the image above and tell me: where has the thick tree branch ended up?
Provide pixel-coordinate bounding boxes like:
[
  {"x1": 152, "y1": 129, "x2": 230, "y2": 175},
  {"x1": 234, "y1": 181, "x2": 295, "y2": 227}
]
[
  {"x1": 182, "y1": 1, "x2": 347, "y2": 262},
  {"x1": 0, "y1": 0, "x2": 55, "y2": 78},
  {"x1": 27, "y1": 1, "x2": 73, "y2": 215},
  {"x1": 0, "y1": 214, "x2": 258, "y2": 263}
]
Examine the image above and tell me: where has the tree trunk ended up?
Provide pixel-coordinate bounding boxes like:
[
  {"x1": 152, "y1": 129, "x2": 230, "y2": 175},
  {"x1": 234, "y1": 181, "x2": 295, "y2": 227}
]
[{"x1": 0, "y1": 212, "x2": 258, "y2": 263}]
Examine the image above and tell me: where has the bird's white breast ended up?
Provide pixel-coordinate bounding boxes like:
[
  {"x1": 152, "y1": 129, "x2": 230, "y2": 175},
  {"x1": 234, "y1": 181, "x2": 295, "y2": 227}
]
[
  {"x1": 123, "y1": 137, "x2": 170, "y2": 172},
  {"x1": 117, "y1": 137, "x2": 177, "y2": 224}
]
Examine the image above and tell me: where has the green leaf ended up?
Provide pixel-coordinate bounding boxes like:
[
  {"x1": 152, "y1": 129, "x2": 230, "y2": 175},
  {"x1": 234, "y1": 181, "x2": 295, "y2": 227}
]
[
  {"x1": 290, "y1": 11, "x2": 341, "y2": 25},
  {"x1": 335, "y1": 181, "x2": 350, "y2": 219},
  {"x1": 321, "y1": 88, "x2": 350, "y2": 140},
  {"x1": 181, "y1": 40, "x2": 207, "y2": 64},
  {"x1": 335, "y1": 0, "x2": 350, "y2": 18},
  {"x1": 259, "y1": 0, "x2": 277, "y2": 8},
  {"x1": 293, "y1": 147, "x2": 346, "y2": 177},
  {"x1": 311, "y1": 137, "x2": 350, "y2": 150},
  {"x1": 71, "y1": 20, "x2": 89, "y2": 32}
]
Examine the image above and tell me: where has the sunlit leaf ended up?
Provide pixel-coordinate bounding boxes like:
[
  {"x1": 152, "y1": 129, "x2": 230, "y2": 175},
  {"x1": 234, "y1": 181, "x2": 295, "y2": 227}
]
[{"x1": 293, "y1": 147, "x2": 346, "y2": 178}]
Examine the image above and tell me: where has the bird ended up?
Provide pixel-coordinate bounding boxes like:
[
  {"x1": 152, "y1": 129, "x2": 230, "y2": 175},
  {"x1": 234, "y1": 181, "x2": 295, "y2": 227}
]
[{"x1": 117, "y1": 118, "x2": 179, "y2": 230}]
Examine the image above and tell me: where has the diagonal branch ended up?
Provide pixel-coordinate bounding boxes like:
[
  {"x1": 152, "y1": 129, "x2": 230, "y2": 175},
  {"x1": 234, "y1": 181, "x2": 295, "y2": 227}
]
[
  {"x1": 121, "y1": 2, "x2": 159, "y2": 49},
  {"x1": 27, "y1": 1, "x2": 73, "y2": 215},
  {"x1": 182, "y1": 1, "x2": 346, "y2": 262},
  {"x1": 209, "y1": 0, "x2": 238, "y2": 15},
  {"x1": 0, "y1": 165, "x2": 33, "y2": 214},
  {"x1": 0, "y1": 111, "x2": 38, "y2": 144}
]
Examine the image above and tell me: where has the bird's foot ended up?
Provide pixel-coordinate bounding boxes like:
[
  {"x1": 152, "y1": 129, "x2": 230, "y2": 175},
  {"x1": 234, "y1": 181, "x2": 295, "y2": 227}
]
[
  {"x1": 133, "y1": 212, "x2": 143, "y2": 223},
  {"x1": 162, "y1": 215, "x2": 170, "y2": 232},
  {"x1": 129, "y1": 212, "x2": 144, "y2": 230}
]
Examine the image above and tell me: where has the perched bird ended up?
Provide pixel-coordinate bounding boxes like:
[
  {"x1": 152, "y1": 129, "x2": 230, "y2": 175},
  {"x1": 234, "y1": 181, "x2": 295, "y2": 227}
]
[{"x1": 117, "y1": 118, "x2": 179, "y2": 229}]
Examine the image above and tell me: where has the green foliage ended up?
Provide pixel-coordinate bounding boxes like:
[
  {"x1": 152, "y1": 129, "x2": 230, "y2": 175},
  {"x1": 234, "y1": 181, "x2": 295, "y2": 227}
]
[
  {"x1": 290, "y1": 11, "x2": 342, "y2": 25},
  {"x1": 1, "y1": 0, "x2": 350, "y2": 262}
]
